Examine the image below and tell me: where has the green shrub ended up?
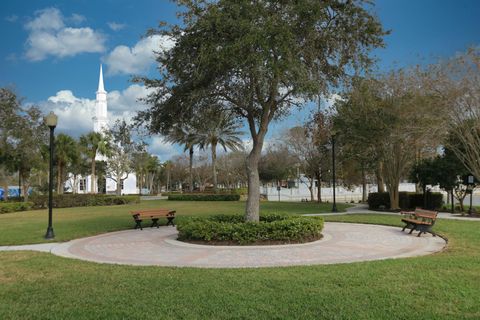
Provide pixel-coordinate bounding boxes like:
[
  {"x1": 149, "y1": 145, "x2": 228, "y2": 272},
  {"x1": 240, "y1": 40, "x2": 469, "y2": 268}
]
[
  {"x1": 368, "y1": 192, "x2": 443, "y2": 210},
  {"x1": 0, "y1": 202, "x2": 33, "y2": 214},
  {"x1": 29, "y1": 194, "x2": 140, "y2": 209},
  {"x1": 177, "y1": 214, "x2": 324, "y2": 245},
  {"x1": 161, "y1": 191, "x2": 183, "y2": 196},
  {"x1": 168, "y1": 194, "x2": 240, "y2": 201},
  {"x1": 4, "y1": 196, "x2": 24, "y2": 202}
]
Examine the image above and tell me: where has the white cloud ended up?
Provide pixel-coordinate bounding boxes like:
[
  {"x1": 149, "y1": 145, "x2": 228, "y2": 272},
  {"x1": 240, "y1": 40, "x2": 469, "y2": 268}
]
[
  {"x1": 38, "y1": 84, "x2": 154, "y2": 137},
  {"x1": 24, "y1": 8, "x2": 105, "y2": 61},
  {"x1": 5, "y1": 15, "x2": 18, "y2": 23},
  {"x1": 107, "y1": 84, "x2": 155, "y2": 112},
  {"x1": 69, "y1": 13, "x2": 86, "y2": 25},
  {"x1": 148, "y1": 137, "x2": 179, "y2": 161},
  {"x1": 107, "y1": 22, "x2": 125, "y2": 31},
  {"x1": 104, "y1": 35, "x2": 174, "y2": 75},
  {"x1": 43, "y1": 90, "x2": 96, "y2": 135}
]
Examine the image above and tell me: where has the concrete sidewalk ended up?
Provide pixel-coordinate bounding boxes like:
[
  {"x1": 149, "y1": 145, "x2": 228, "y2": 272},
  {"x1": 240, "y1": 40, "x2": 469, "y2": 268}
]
[{"x1": 304, "y1": 204, "x2": 480, "y2": 221}]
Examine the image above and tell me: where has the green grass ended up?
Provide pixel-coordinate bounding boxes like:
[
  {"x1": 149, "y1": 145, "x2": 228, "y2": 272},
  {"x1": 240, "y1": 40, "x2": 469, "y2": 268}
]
[
  {"x1": 0, "y1": 200, "x2": 349, "y2": 245},
  {"x1": 0, "y1": 214, "x2": 479, "y2": 319}
]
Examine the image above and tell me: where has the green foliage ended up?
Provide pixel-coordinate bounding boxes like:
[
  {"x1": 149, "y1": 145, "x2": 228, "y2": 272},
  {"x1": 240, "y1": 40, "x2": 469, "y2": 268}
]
[
  {"x1": 0, "y1": 201, "x2": 33, "y2": 213},
  {"x1": 177, "y1": 214, "x2": 324, "y2": 245},
  {"x1": 29, "y1": 194, "x2": 140, "y2": 209},
  {"x1": 259, "y1": 146, "x2": 297, "y2": 182},
  {"x1": 368, "y1": 192, "x2": 443, "y2": 210},
  {"x1": 168, "y1": 194, "x2": 240, "y2": 201}
]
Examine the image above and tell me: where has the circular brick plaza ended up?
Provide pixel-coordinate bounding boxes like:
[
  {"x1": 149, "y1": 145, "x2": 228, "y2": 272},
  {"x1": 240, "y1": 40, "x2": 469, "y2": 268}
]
[{"x1": 47, "y1": 222, "x2": 446, "y2": 268}]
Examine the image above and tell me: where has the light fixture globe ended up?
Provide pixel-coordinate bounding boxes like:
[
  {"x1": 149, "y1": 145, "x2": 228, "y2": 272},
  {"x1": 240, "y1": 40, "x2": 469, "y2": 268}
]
[{"x1": 45, "y1": 111, "x2": 58, "y2": 128}]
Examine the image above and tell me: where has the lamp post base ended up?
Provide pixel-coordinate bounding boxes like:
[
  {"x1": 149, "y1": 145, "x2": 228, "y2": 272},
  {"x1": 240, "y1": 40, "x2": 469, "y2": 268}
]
[
  {"x1": 332, "y1": 204, "x2": 337, "y2": 213},
  {"x1": 45, "y1": 227, "x2": 55, "y2": 240}
]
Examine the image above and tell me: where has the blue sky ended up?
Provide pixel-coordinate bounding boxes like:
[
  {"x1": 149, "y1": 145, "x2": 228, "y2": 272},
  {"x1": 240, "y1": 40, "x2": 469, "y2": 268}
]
[{"x1": 1, "y1": 0, "x2": 479, "y2": 160}]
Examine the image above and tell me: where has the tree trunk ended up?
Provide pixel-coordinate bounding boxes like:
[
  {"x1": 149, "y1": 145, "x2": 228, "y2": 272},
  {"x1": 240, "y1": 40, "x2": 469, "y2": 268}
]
[
  {"x1": 245, "y1": 148, "x2": 261, "y2": 222},
  {"x1": 211, "y1": 143, "x2": 217, "y2": 192},
  {"x1": 72, "y1": 174, "x2": 77, "y2": 194},
  {"x1": 116, "y1": 168, "x2": 121, "y2": 195},
  {"x1": 20, "y1": 171, "x2": 29, "y2": 202},
  {"x1": 316, "y1": 172, "x2": 322, "y2": 203},
  {"x1": 57, "y1": 163, "x2": 63, "y2": 194},
  {"x1": 2, "y1": 182, "x2": 8, "y2": 201},
  {"x1": 387, "y1": 183, "x2": 400, "y2": 210},
  {"x1": 189, "y1": 146, "x2": 194, "y2": 192},
  {"x1": 22, "y1": 182, "x2": 30, "y2": 202},
  {"x1": 361, "y1": 166, "x2": 367, "y2": 202},
  {"x1": 90, "y1": 158, "x2": 96, "y2": 194},
  {"x1": 308, "y1": 177, "x2": 314, "y2": 201},
  {"x1": 450, "y1": 190, "x2": 454, "y2": 214},
  {"x1": 116, "y1": 180, "x2": 122, "y2": 196},
  {"x1": 166, "y1": 169, "x2": 170, "y2": 192},
  {"x1": 376, "y1": 162, "x2": 385, "y2": 193},
  {"x1": 423, "y1": 184, "x2": 427, "y2": 209}
]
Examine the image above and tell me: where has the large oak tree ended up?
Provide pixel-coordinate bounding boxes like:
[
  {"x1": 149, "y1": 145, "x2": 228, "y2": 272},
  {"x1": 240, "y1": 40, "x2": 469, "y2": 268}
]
[{"x1": 138, "y1": 0, "x2": 386, "y2": 221}]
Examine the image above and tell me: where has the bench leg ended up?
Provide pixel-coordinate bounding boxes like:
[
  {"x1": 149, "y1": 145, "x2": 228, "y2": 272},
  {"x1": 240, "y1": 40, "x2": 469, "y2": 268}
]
[
  {"x1": 134, "y1": 220, "x2": 143, "y2": 230},
  {"x1": 151, "y1": 218, "x2": 159, "y2": 228},
  {"x1": 408, "y1": 227, "x2": 415, "y2": 234},
  {"x1": 166, "y1": 217, "x2": 175, "y2": 227}
]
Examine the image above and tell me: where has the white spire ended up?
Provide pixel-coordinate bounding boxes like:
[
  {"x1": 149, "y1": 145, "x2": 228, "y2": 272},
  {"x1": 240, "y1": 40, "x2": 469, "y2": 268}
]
[{"x1": 97, "y1": 64, "x2": 105, "y2": 93}]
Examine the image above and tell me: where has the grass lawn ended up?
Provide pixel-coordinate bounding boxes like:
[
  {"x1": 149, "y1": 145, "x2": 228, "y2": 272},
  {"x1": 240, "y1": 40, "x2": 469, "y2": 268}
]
[
  {"x1": 0, "y1": 200, "x2": 349, "y2": 245},
  {"x1": 1, "y1": 205, "x2": 479, "y2": 319}
]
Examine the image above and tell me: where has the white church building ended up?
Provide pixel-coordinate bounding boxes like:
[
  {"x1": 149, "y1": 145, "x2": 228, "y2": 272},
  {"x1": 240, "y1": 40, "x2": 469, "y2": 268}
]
[{"x1": 66, "y1": 65, "x2": 138, "y2": 195}]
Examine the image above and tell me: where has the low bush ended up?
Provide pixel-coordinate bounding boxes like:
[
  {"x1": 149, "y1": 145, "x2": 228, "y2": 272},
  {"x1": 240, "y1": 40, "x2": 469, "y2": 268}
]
[
  {"x1": 168, "y1": 194, "x2": 240, "y2": 201},
  {"x1": 368, "y1": 192, "x2": 443, "y2": 210},
  {"x1": 177, "y1": 213, "x2": 324, "y2": 245},
  {"x1": 0, "y1": 202, "x2": 34, "y2": 214},
  {"x1": 29, "y1": 194, "x2": 140, "y2": 209}
]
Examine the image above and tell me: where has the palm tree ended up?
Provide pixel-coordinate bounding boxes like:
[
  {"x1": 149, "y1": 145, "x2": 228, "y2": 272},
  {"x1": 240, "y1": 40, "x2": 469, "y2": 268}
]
[
  {"x1": 197, "y1": 109, "x2": 243, "y2": 191},
  {"x1": 54, "y1": 134, "x2": 78, "y2": 194},
  {"x1": 165, "y1": 124, "x2": 200, "y2": 192},
  {"x1": 79, "y1": 132, "x2": 110, "y2": 194}
]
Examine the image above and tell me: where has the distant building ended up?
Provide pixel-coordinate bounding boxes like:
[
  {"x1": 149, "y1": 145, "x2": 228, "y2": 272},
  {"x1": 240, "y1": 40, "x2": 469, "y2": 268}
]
[{"x1": 66, "y1": 65, "x2": 138, "y2": 194}]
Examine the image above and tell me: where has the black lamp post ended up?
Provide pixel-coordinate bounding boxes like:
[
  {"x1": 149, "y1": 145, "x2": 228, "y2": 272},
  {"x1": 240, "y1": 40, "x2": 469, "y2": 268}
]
[
  {"x1": 44, "y1": 111, "x2": 57, "y2": 239},
  {"x1": 331, "y1": 133, "x2": 337, "y2": 213},
  {"x1": 467, "y1": 175, "x2": 474, "y2": 215}
]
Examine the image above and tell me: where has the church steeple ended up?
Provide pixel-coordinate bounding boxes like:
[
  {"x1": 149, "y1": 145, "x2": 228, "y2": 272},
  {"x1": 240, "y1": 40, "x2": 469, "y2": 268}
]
[
  {"x1": 93, "y1": 64, "x2": 108, "y2": 136},
  {"x1": 97, "y1": 64, "x2": 105, "y2": 93}
]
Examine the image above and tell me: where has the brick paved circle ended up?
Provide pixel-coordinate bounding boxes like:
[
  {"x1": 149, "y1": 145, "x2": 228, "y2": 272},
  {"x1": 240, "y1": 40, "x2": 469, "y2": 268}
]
[{"x1": 50, "y1": 222, "x2": 446, "y2": 268}]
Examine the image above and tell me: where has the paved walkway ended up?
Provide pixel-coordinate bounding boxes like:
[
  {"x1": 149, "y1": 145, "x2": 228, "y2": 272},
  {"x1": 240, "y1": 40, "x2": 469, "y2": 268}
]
[
  {"x1": 304, "y1": 204, "x2": 480, "y2": 221},
  {"x1": 0, "y1": 222, "x2": 446, "y2": 268}
]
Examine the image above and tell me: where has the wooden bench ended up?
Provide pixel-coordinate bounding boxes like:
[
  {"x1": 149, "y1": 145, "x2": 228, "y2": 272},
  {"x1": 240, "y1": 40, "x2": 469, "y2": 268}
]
[
  {"x1": 131, "y1": 209, "x2": 176, "y2": 230},
  {"x1": 400, "y1": 208, "x2": 438, "y2": 237}
]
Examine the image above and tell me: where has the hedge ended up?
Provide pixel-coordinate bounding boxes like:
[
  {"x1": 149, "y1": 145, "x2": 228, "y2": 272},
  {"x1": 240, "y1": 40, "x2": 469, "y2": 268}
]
[
  {"x1": 168, "y1": 194, "x2": 240, "y2": 201},
  {"x1": 0, "y1": 202, "x2": 34, "y2": 214},
  {"x1": 368, "y1": 192, "x2": 443, "y2": 210},
  {"x1": 29, "y1": 194, "x2": 140, "y2": 209},
  {"x1": 177, "y1": 213, "x2": 324, "y2": 245}
]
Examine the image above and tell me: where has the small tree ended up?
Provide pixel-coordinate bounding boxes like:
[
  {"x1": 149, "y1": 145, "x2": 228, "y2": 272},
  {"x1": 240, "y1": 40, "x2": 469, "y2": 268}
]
[
  {"x1": 106, "y1": 120, "x2": 144, "y2": 195},
  {"x1": 79, "y1": 132, "x2": 110, "y2": 194},
  {"x1": 54, "y1": 134, "x2": 78, "y2": 194},
  {"x1": 197, "y1": 107, "x2": 243, "y2": 192}
]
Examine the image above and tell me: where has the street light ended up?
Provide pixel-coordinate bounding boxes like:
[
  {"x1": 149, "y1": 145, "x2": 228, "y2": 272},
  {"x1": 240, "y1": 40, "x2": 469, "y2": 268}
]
[
  {"x1": 331, "y1": 132, "x2": 337, "y2": 213},
  {"x1": 44, "y1": 111, "x2": 57, "y2": 239},
  {"x1": 467, "y1": 174, "x2": 475, "y2": 215}
]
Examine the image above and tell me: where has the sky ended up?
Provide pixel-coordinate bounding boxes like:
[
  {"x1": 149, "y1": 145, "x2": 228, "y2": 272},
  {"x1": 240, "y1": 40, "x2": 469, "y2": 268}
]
[{"x1": 1, "y1": 0, "x2": 479, "y2": 161}]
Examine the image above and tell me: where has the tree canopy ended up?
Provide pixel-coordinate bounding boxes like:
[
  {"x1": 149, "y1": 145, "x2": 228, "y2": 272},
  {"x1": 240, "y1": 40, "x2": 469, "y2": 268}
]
[{"x1": 139, "y1": 0, "x2": 386, "y2": 221}]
